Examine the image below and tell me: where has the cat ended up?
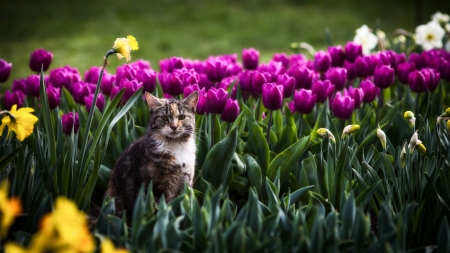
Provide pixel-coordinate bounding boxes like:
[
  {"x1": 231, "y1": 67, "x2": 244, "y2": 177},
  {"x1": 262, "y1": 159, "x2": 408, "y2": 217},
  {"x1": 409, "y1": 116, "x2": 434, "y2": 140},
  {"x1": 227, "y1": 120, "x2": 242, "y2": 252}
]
[{"x1": 105, "y1": 91, "x2": 199, "y2": 217}]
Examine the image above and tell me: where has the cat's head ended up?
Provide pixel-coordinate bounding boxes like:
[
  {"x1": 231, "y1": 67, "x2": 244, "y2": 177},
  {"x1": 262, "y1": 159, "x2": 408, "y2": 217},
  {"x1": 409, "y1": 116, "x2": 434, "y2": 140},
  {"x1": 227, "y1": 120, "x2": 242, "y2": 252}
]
[{"x1": 144, "y1": 92, "x2": 198, "y2": 140}]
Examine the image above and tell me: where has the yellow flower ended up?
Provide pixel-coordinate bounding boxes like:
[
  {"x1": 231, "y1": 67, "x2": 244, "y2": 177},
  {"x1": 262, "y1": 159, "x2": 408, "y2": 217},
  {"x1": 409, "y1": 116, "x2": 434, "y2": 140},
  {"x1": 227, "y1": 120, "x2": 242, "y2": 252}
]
[
  {"x1": 101, "y1": 238, "x2": 129, "y2": 253},
  {"x1": 447, "y1": 119, "x2": 450, "y2": 132},
  {"x1": 317, "y1": 128, "x2": 335, "y2": 143},
  {"x1": 376, "y1": 125, "x2": 386, "y2": 150},
  {"x1": 0, "y1": 181, "x2": 22, "y2": 238},
  {"x1": 112, "y1": 35, "x2": 139, "y2": 62},
  {"x1": 441, "y1": 107, "x2": 450, "y2": 117},
  {"x1": 403, "y1": 111, "x2": 416, "y2": 127},
  {"x1": 4, "y1": 243, "x2": 27, "y2": 253},
  {"x1": 415, "y1": 143, "x2": 426, "y2": 154},
  {"x1": 341, "y1": 124, "x2": 360, "y2": 138},
  {"x1": 0, "y1": 105, "x2": 38, "y2": 142}
]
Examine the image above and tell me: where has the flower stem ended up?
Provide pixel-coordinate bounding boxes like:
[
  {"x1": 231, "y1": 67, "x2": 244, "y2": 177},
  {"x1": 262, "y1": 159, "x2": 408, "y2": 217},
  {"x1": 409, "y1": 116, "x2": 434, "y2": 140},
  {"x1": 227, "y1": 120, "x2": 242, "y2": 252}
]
[
  {"x1": 211, "y1": 113, "x2": 216, "y2": 146},
  {"x1": 266, "y1": 110, "x2": 273, "y2": 146},
  {"x1": 298, "y1": 113, "x2": 303, "y2": 138},
  {"x1": 256, "y1": 96, "x2": 261, "y2": 122},
  {"x1": 415, "y1": 92, "x2": 420, "y2": 116},
  {"x1": 376, "y1": 89, "x2": 383, "y2": 124}
]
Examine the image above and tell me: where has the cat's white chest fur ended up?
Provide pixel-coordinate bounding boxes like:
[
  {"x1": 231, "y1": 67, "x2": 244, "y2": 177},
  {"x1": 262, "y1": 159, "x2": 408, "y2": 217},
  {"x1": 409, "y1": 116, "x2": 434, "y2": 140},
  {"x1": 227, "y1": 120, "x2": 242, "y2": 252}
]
[{"x1": 156, "y1": 138, "x2": 196, "y2": 174}]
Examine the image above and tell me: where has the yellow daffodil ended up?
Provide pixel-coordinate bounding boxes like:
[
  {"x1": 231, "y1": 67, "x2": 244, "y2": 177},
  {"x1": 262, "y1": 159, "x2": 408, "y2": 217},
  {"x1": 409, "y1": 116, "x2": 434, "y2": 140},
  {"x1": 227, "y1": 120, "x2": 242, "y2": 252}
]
[
  {"x1": 317, "y1": 128, "x2": 336, "y2": 143},
  {"x1": 0, "y1": 105, "x2": 38, "y2": 142},
  {"x1": 440, "y1": 107, "x2": 450, "y2": 117},
  {"x1": 376, "y1": 125, "x2": 386, "y2": 150},
  {"x1": 112, "y1": 35, "x2": 139, "y2": 62},
  {"x1": 4, "y1": 243, "x2": 27, "y2": 253},
  {"x1": 415, "y1": 143, "x2": 426, "y2": 154},
  {"x1": 0, "y1": 181, "x2": 22, "y2": 238},
  {"x1": 341, "y1": 124, "x2": 360, "y2": 138},
  {"x1": 408, "y1": 130, "x2": 422, "y2": 153},
  {"x1": 101, "y1": 238, "x2": 129, "y2": 253},
  {"x1": 403, "y1": 111, "x2": 416, "y2": 128}
]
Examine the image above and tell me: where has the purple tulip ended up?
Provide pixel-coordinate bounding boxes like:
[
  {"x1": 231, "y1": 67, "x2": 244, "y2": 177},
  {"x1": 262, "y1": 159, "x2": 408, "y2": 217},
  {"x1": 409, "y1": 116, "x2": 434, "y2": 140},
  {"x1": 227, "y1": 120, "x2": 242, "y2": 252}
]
[
  {"x1": 12, "y1": 79, "x2": 27, "y2": 93},
  {"x1": 276, "y1": 74, "x2": 295, "y2": 98},
  {"x1": 110, "y1": 85, "x2": 121, "y2": 101},
  {"x1": 46, "y1": 85, "x2": 61, "y2": 110},
  {"x1": 332, "y1": 94, "x2": 355, "y2": 120},
  {"x1": 84, "y1": 93, "x2": 105, "y2": 112},
  {"x1": 257, "y1": 60, "x2": 285, "y2": 78},
  {"x1": 311, "y1": 80, "x2": 335, "y2": 103},
  {"x1": 29, "y1": 48, "x2": 53, "y2": 72},
  {"x1": 252, "y1": 71, "x2": 271, "y2": 95},
  {"x1": 290, "y1": 54, "x2": 307, "y2": 70},
  {"x1": 184, "y1": 84, "x2": 200, "y2": 98},
  {"x1": 354, "y1": 56, "x2": 371, "y2": 78},
  {"x1": 185, "y1": 59, "x2": 205, "y2": 73},
  {"x1": 290, "y1": 67, "x2": 314, "y2": 89},
  {"x1": 272, "y1": 53, "x2": 290, "y2": 69},
  {"x1": 359, "y1": 78, "x2": 379, "y2": 103},
  {"x1": 239, "y1": 70, "x2": 256, "y2": 94},
  {"x1": 130, "y1": 59, "x2": 151, "y2": 71},
  {"x1": 294, "y1": 89, "x2": 317, "y2": 114},
  {"x1": 328, "y1": 45, "x2": 346, "y2": 67},
  {"x1": 49, "y1": 66, "x2": 81, "y2": 93},
  {"x1": 115, "y1": 64, "x2": 137, "y2": 84},
  {"x1": 160, "y1": 57, "x2": 185, "y2": 73},
  {"x1": 344, "y1": 60, "x2": 356, "y2": 80},
  {"x1": 325, "y1": 67, "x2": 347, "y2": 90},
  {"x1": 221, "y1": 99, "x2": 240, "y2": 122},
  {"x1": 61, "y1": 112, "x2": 80, "y2": 135},
  {"x1": 217, "y1": 76, "x2": 236, "y2": 91},
  {"x1": 262, "y1": 83, "x2": 284, "y2": 111},
  {"x1": 424, "y1": 68, "x2": 441, "y2": 92},
  {"x1": 121, "y1": 79, "x2": 143, "y2": 103},
  {"x1": 288, "y1": 100, "x2": 296, "y2": 114},
  {"x1": 0, "y1": 59, "x2": 12, "y2": 83},
  {"x1": 204, "y1": 59, "x2": 227, "y2": 82},
  {"x1": 242, "y1": 48, "x2": 260, "y2": 70},
  {"x1": 206, "y1": 87, "x2": 228, "y2": 114},
  {"x1": 408, "y1": 53, "x2": 428, "y2": 70},
  {"x1": 374, "y1": 50, "x2": 399, "y2": 71},
  {"x1": 347, "y1": 86, "x2": 364, "y2": 109},
  {"x1": 225, "y1": 63, "x2": 243, "y2": 77},
  {"x1": 4, "y1": 90, "x2": 25, "y2": 110},
  {"x1": 314, "y1": 50, "x2": 332, "y2": 73},
  {"x1": 84, "y1": 66, "x2": 103, "y2": 84},
  {"x1": 100, "y1": 72, "x2": 115, "y2": 96},
  {"x1": 72, "y1": 81, "x2": 91, "y2": 104},
  {"x1": 439, "y1": 58, "x2": 450, "y2": 82},
  {"x1": 198, "y1": 74, "x2": 214, "y2": 91},
  {"x1": 196, "y1": 89, "x2": 207, "y2": 115},
  {"x1": 26, "y1": 74, "x2": 41, "y2": 97},
  {"x1": 397, "y1": 62, "x2": 416, "y2": 84},
  {"x1": 344, "y1": 42, "x2": 363, "y2": 63},
  {"x1": 373, "y1": 65, "x2": 395, "y2": 89},
  {"x1": 408, "y1": 70, "x2": 428, "y2": 93}
]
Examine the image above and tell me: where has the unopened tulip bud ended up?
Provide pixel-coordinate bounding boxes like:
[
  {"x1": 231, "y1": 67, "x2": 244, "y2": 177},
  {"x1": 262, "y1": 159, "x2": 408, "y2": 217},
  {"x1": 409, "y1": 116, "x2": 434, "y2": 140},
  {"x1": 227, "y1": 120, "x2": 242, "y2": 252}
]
[
  {"x1": 403, "y1": 111, "x2": 416, "y2": 127},
  {"x1": 317, "y1": 128, "x2": 336, "y2": 143},
  {"x1": 341, "y1": 124, "x2": 360, "y2": 138},
  {"x1": 377, "y1": 125, "x2": 387, "y2": 150}
]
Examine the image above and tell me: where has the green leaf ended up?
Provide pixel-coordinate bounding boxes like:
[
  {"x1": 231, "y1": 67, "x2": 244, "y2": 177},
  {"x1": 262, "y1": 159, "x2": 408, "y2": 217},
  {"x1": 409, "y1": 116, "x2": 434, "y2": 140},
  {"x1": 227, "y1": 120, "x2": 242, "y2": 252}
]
[
  {"x1": 287, "y1": 185, "x2": 314, "y2": 205},
  {"x1": 267, "y1": 135, "x2": 310, "y2": 183},
  {"x1": 196, "y1": 115, "x2": 210, "y2": 171},
  {"x1": 244, "y1": 154, "x2": 262, "y2": 196},
  {"x1": 355, "y1": 180, "x2": 382, "y2": 210},
  {"x1": 0, "y1": 145, "x2": 21, "y2": 173},
  {"x1": 438, "y1": 218, "x2": 450, "y2": 253},
  {"x1": 201, "y1": 118, "x2": 240, "y2": 188}
]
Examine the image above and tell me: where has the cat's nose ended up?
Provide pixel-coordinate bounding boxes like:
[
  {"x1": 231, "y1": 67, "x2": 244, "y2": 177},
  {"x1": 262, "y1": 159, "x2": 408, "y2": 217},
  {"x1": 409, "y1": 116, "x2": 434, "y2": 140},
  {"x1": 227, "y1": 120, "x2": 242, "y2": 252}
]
[{"x1": 170, "y1": 126, "x2": 178, "y2": 131}]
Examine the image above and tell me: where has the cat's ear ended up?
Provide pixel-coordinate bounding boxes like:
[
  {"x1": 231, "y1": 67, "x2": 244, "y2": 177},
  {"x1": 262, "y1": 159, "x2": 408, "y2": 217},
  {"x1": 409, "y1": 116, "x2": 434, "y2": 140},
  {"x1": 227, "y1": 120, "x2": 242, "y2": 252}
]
[
  {"x1": 145, "y1": 92, "x2": 163, "y2": 111},
  {"x1": 182, "y1": 91, "x2": 199, "y2": 112}
]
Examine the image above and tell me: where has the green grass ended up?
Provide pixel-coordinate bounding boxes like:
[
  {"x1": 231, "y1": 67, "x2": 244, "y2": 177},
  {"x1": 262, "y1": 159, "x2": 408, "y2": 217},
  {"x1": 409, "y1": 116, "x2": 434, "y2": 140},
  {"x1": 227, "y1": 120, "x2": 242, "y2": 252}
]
[{"x1": 0, "y1": 0, "x2": 447, "y2": 92}]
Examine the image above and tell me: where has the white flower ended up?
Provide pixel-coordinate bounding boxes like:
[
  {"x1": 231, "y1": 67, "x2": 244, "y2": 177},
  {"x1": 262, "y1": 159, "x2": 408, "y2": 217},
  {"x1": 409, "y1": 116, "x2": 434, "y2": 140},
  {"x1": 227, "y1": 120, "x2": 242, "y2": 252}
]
[
  {"x1": 446, "y1": 23, "x2": 450, "y2": 33},
  {"x1": 376, "y1": 125, "x2": 386, "y2": 150},
  {"x1": 446, "y1": 40, "x2": 450, "y2": 52},
  {"x1": 408, "y1": 130, "x2": 422, "y2": 153},
  {"x1": 353, "y1": 25, "x2": 379, "y2": 55},
  {"x1": 431, "y1": 12, "x2": 449, "y2": 24},
  {"x1": 415, "y1": 21, "x2": 445, "y2": 51}
]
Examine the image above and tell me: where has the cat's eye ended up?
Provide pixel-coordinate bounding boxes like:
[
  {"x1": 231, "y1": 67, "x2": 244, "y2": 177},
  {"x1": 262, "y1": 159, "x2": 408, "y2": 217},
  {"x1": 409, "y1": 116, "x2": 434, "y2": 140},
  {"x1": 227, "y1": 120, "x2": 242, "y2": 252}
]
[
  {"x1": 161, "y1": 115, "x2": 169, "y2": 121},
  {"x1": 178, "y1": 115, "x2": 186, "y2": 120}
]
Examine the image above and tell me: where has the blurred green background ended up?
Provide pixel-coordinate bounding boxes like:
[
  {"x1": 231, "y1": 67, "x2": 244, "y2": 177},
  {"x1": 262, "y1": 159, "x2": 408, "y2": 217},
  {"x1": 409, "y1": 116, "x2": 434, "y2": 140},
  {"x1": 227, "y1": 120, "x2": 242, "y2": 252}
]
[{"x1": 0, "y1": 0, "x2": 448, "y2": 92}]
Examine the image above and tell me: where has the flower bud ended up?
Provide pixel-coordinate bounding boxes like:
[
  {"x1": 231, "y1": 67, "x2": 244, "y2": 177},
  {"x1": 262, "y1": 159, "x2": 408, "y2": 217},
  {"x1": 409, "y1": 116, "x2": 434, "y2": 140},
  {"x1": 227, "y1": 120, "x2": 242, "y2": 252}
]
[
  {"x1": 12, "y1": 79, "x2": 27, "y2": 94},
  {"x1": 397, "y1": 62, "x2": 416, "y2": 84},
  {"x1": 61, "y1": 112, "x2": 80, "y2": 135},
  {"x1": 377, "y1": 125, "x2": 387, "y2": 150},
  {"x1": 206, "y1": 87, "x2": 228, "y2": 114},
  {"x1": 29, "y1": 48, "x2": 53, "y2": 72},
  {"x1": 196, "y1": 89, "x2": 207, "y2": 115},
  {"x1": 344, "y1": 42, "x2": 363, "y2": 63},
  {"x1": 404, "y1": 111, "x2": 416, "y2": 127},
  {"x1": 331, "y1": 94, "x2": 355, "y2": 120},
  {"x1": 121, "y1": 79, "x2": 143, "y2": 104},
  {"x1": 325, "y1": 67, "x2": 347, "y2": 90},
  {"x1": 3, "y1": 90, "x2": 25, "y2": 110},
  {"x1": 84, "y1": 66, "x2": 103, "y2": 84},
  {"x1": 242, "y1": 48, "x2": 260, "y2": 70},
  {"x1": 276, "y1": 74, "x2": 295, "y2": 98},
  {"x1": 374, "y1": 65, "x2": 395, "y2": 89},
  {"x1": 327, "y1": 45, "x2": 345, "y2": 67},
  {"x1": 272, "y1": 53, "x2": 290, "y2": 69},
  {"x1": 262, "y1": 83, "x2": 284, "y2": 111},
  {"x1": 26, "y1": 74, "x2": 41, "y2": 97},
  {"x1": 0, "y1": 59, "x2": 12, "y2": 83},
  {"x1": 72, "y1": 81, "x2": 91, "y2": 104},
  {"x1": 204, "y1": 59, "x2": 227, "y2": 82},
  {"x1": 314, "y1": 50, "x2": 332, "y2": 73},
  {"x1": 252, "y1": 71, "x2": 271, "y2": 95},
  {"x1": 221, "y1": 99, "x2": 240, "y2": 122},
  {"x1": 311, "y1": 80, "x2": 334, "y2": 103},
  {"x1": 184, "y1": 84, "x2": 200, "y2": 98},
  {"x1": 400, "y1": 143, "x2": 406, "y2": 168},
  {"x1": 415, "y1": 143, "x2": 426, "y2": 154},
  {"x1": 354, "y1": 56, "x2": 375, "y2": 78},
  {"x1": 347, "y1": 86, "x2": 364, "y2": 109},
  {"x1": 359, "y1": 78, "x2": 379, "y2": 103},
  {"x1": 342, "y1": 124, "x2": 360, "y2": 137},
  {"x1": 84, "y1": 93, "x2": 105, "y2": 113},
  {"x1": 159, "y1": 56, "x2": 185, "y2": 73},
  {"x1": 46, "y1": 85, "x2": 61, "y2": 110},
  {"x1": 100, "y1": 72, "x2": 115, "y2": 96},
  {"x1": 290, "y1": 66, "x2": 314, "y2": 90},
  {"x1": 408, "y1": 70, "x2": 428, "y2": 93},
  {"x1": 317, "y1": 128, "x2": 336, "y2": 143},
  {"x1": 294, "y1": 89, "x2": 316, "y2": 114}
]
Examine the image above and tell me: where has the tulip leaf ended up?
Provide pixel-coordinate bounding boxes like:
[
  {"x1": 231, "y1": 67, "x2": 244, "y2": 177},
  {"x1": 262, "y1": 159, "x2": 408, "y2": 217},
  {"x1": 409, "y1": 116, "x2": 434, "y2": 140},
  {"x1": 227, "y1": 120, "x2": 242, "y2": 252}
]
[
  {"x1": 61, "y1": 87, "x2": 78, "y2": 112},
  {"x1": 244, "y1": 154, "x2": 262, "y2": 197},
  {"x1": 267, "y1": 134, "x2": 310, "y2": 183},
  {"x1": 196, "y1": 115, "x2": 210, "y2": 172},
  {"x1": 201, "y1": 117, "x2": 240, "y2": 188}
]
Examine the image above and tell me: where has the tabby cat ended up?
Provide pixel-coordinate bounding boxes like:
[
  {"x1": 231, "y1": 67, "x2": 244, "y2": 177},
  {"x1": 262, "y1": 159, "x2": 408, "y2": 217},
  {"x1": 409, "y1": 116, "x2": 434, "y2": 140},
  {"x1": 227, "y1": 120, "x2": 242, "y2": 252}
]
[{"x1": 106, "y1": 91, "x2": 198, "y2": 216}]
